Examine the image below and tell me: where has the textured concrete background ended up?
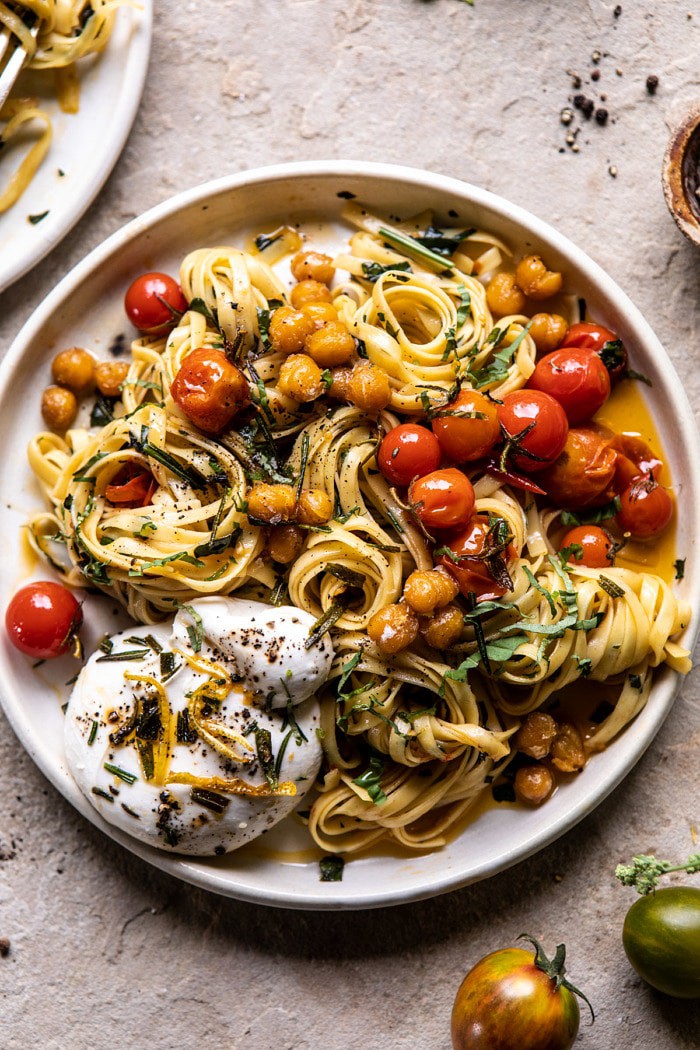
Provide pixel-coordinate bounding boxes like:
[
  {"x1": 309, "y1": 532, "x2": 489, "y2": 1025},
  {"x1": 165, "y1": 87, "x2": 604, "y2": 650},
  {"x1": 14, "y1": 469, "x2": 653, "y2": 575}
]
[{"x1": 2, "y1": 2, "x2": 700, "y2": 1047}]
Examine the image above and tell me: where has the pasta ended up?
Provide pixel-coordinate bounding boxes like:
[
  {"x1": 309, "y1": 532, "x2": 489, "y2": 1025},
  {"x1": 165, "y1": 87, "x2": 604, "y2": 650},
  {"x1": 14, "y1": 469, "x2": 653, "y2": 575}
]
[
  {"x1": 24, "y1": 206, "x2": 693, "y2": 858},
  {"x1": 0, "y1": 0, "x2": 131, "y2": 212}
]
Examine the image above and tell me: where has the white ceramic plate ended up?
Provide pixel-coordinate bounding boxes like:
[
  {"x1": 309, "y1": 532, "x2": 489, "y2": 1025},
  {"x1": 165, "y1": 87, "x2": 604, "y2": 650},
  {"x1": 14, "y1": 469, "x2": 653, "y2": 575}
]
[
  {"x1": 0, "y1": 2, "x2": 152, "y2": 294},
  {"x1": 1, "y1": 161, "x2": 698, "y2": 910}
]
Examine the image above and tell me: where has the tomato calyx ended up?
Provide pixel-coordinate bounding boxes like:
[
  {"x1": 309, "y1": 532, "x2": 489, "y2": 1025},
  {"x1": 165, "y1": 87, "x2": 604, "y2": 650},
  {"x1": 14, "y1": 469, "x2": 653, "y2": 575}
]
[
  {"x1": 498, "y1": 419, "x2": 553, "y2": 472},
  {"x1": 389, "y1": 482, "x2": 436, "y2": 543},
  {"x1": 518, "y1": 934, "x2": 595, "y2": 1023},
  {"x1": 437, "y1": 515, "x2": 514, "y2": 594}
]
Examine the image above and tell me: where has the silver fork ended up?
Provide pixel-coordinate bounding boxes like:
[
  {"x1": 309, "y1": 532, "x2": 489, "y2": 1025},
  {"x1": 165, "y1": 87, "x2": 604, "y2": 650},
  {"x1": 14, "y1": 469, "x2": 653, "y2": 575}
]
[{"x1": 0, "y1": 17, "x2": 40, "y2": 111}]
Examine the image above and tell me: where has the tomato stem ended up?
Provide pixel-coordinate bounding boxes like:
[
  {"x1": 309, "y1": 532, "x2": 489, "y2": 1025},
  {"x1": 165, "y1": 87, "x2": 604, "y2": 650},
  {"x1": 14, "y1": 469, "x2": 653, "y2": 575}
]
[{"x1": 518, "y1": 934, "x2": 595, "y2": 1023}]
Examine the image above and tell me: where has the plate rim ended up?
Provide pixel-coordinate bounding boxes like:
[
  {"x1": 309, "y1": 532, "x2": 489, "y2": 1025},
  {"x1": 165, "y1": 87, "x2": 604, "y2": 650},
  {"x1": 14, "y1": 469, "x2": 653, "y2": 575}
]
[
  {"x1": 1, "y1": 159, "x2": 699, "y2": 910},
  {"x1": 0, "y1": 0, "x2": 154, "y2": 295}
]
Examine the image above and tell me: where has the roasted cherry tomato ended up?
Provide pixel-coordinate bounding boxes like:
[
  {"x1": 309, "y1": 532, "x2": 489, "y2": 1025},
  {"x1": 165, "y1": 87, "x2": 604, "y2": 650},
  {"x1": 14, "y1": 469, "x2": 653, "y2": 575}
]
[
  {"x1": 377, "y1": 423, "x2": 441, "y2": 487},
  {"x1": 408, "y1": 468, "x2": 475, "y2": 531},
  {"x1": 104, "y1": 463, "x2": 157, "y2": 508},
  {"x1": 124, "y1": 272, "x2": 188, "y2": 334},
  {"x1": 451, "y1": 936, "x2": 590, "y2": 1050},
  {"x1": 560, "y1": 321, "x2": 628, "y2": 382},
  {"x1": 623, "y1": 887, "x2": 700, "y2": 999},
  {"x1": 5, "y1": 582, "x2": 83, "y2": 660},
  {"x1": 560, "y1": 525, "x2": 614, "y2": 568},
  {"x1": 538, "y1": 428, "x2": 617, "y2": 508},
  {"x1": 617, "y1": 474, "x2": 673, "y2": 538},
  {"x1": 528, "y1": 348, "x2": 610, "y2": 424},
  {"x1": 497, "y1": 390, "x2": 569, "y2": 473},
  {"x1": 431, "y1": 389, "x2": 500, "y2": 463},
  {"x1": 171, "y1": 348, "x2": 251, "y2": 434},
  {"x1": 610, "y1": 433, "x2": 663, "y2": 492},
  {"x1": 437, "y1": 514, "x2": 515, "y2": 601}
]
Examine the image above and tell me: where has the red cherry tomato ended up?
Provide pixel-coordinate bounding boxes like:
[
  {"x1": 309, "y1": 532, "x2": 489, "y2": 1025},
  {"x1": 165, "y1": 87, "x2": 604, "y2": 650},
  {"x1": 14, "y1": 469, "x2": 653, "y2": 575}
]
[
  {"x1": 560, "y1": 526, "x2": 614, "y2": 568},
  {"x1": 610, "y1": 433, "x2": 663, "y2": 492},
  {"x1": 431, "y1": 389, "x2": 500, "y2": 463},
  {"x1": 124, "y1": 272, "x2": 187, "y2": 334},
  {"x1": 528, "y1": 348, "x2": 611, "y2": 424},
  {"x1": 171, "y1": 348, "x2": 251, "y2": 433},
  {"x1": 538, "y1": 428, "x2": 617, "y2": 508},
  {"x1": 436, "y1": 515, "x2": 516, "y2": 600},
  {"x1": 560, "y1": 321, "x2": 628, "y2": 382},
  {"x1": 377, "y1": 424, "x2": 441, "y2": 487},
  {"x1": 497, "y1": 390, "x2": 569, "y2": 473},
  {"x1": 451, "y1": 937, "x2": 589, "y2": 1050},
  {"x1": 5, "y1": 582, "x2": 83, "y2": 660},
  {"x1": 408, "y1": 469, "x2": 475, "y2": 531},
  {"x1": 617, "y1": 475, "x2": 673, "y2": 538},
  {"x1": 104, "y1": 463, "x2": 157, "y2": 508}
]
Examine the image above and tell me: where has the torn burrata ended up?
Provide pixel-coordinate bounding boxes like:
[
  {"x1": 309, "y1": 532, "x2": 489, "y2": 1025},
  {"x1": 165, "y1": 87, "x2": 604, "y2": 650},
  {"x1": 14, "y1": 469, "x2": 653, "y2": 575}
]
[{"x1": 64, "y1": 598, "x2": 333, "y2": 855}]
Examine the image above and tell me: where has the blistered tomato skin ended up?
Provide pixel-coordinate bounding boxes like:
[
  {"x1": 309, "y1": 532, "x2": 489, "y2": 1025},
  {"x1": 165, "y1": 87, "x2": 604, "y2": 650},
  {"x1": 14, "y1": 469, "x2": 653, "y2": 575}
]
[
  {"x1": 538, "y1": 429, "x2": 617, "y2": 509},
  {"x1": 451, "y1": 947, "x2": 580, "y2": 1050},
  {"x1": 617, "y1": 476, "x2": 673, "y2": 538},
  {"x1": 437, "y1": 516, "x2": 515, "y2": 601},
  {"x1": 497, "y1": 391, "x2": 569, "y2": 473},
  {"x1": 377, "y1": 424, "x2": 441, "y2": 488},
  {"x1": 171, "y1": 348, "x2": 251, "y2": 434},
  {"x1": 124, "y1": 272, "x2": 188, "y2": 334},
  {"x1": 623, "y1": 887, "x2": 700, "y2": 999},
  {"x1": 528, "y1": 348, "x2": 611, "y2": 424},
  {"x1": 408, "y1": 469, "x2": 475, "y2": 531},
  {"x1": 431, "y1": 389, "x2": 501, "y2": 462},
  {"x1": 5, "y1": 582, "x2": 83, "y2": 660},
  {"x1": 560, "y1": 526, "x2": 614, "y2": 568},
  {"x1": 560, "y1": 321, "x2": 616, "y2": 353}
]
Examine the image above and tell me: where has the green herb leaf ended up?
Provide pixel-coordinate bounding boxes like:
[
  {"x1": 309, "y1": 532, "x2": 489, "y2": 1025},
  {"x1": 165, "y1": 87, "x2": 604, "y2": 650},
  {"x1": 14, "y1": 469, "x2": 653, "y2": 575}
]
[
  {"x1": 180, "y1": 604, "x2": 204, "y2": 653},
  {"x1": 560, "y1": 497, "x2": 621, "y2": 527},
  {"x1": 320, "y1": 855, "x2": 345, "y2": 881},
  {"x1": 352, "y1": 754, "x2": 387, "y2": 805},
  {"x1": 598, "y1": 575, "x2": 625, "y2": 599},
  {"x1": 674, "y1": 558, "x2": 686, "y2": 581},
  {"x1": 361, "y1": 260, "x2": 413, "y2": 282},
  {"x1": 103, "y1": 762, "x2": 137, "y2": 785}
]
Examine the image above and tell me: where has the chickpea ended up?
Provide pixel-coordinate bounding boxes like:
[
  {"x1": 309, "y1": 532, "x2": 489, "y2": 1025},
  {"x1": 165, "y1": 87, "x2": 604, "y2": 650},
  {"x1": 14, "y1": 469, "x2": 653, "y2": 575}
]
[
  {"x1": 514, "y1": 711, "x2": 558, "y2": 760},
  {"x1": 404, "y1": 568, "x2": 459, "y2": 615},
  {"x1": 550, "y1": 722, "x2": 586, "y2": 773},
  {"x1": 301, "y1": 302, "x2": 338, "y2": 329},
  {"x1": 419, "y1": 604, "x2": 464, "y2": 648},
  {"x1": 277, "y1": 354, "x2": 324, "y2": 402},
  {"x1": 367, "y1": 603, "x2": 419, "y2": 655},
  {"x1": 41, "y1": 385, "x2": 78, "y2": 430},
  {"x1": 528, "y1": 312, "x2": 569, "y2": 353},
  {"x1": 514, "y1": 764, "x2": 555, "y2": 805},
  {"x1": 268, "y1": 524, "x2": 304, "y2": 563},
  {"x1": 515, "y1": 255, "x2": 563, "y2": 301},
  {"x1": 268, "y1": 307, "x2": 316, "y2": 355},
  {"x1": 296, "y1": 488, "x2": 333, "y2": 526},
  {"x1": 290, "y1": 250, "x2": 335, "y2": 285},
  {"x1": 348, "y1": 361, "x2": 392, "y2": 412},
  {"x1": 304, "y1": 321, "x2": 355, "y2": 368},
  {"x1": 486, "y1": 272, "x2": 527, "y2": 317},
  {"x1": 247, "y1": 483, "x2": 297, "y2": 524},
  {"x1": 95, "y1": 360, "x2": 130, "y2": 398},
  {"x1": 327, "y1": 366, "x2": 353, "y2": 402},
  {"x1": 51, "y1": 347, "x2": 95, "y2": 392},
  {"x1": 290, "y1": 280, "x2": 332, "y2": 308}
]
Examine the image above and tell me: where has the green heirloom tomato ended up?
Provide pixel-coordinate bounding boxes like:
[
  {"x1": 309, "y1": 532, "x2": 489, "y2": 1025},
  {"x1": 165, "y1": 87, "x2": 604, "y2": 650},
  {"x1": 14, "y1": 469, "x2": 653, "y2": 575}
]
[
  {"x1": 623, "y1": 886, "x2": 700, "y2": 998},
  {"x1": 451, "y1": 937, "x2": 592, "y2": 1050}
]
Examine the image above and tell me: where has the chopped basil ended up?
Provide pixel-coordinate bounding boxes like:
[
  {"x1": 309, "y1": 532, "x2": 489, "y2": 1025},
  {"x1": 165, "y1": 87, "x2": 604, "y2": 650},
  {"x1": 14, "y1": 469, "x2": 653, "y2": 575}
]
[
  {"x1": 352, "y1": 754, "x2": 387, "y2": 805},
  {"x1": 87, "y1": 720, "x2": 98, "y2": 746},
  {"x1": 560, "y1": 497, "x2": 621, "y2": 527},
  {"x1": 674, "y1": 558, "x2": 686, "y2": 581},
  {"x1": 255, "y1": 727, "x2": 278, "y2": 790},
  {"x1": 320, "y1": 855, "x2": 345, "y2": 881},
  {"x1": 598, "y1": 575, "x2": 625, "y2": 599},
  {"x1": 191, "y1": 788, "x2": 230, "y2": 813},
  {"x1": 103, "y1": 762, "x2": 137, "y2": 785},
  {"x1": 28, "y1": 210, "x2": 49, "y2": 225},
  {"x1": 180, "y1": 604, "x2": 203, "y2": 653},
  {"x1": 361, "y1": 260, "x2": 412, "y2": 282}
]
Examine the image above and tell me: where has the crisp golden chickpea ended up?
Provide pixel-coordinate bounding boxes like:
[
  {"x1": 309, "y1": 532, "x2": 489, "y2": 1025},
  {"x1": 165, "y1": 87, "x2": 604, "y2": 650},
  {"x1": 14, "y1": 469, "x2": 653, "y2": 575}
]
[
  {"x1": 347, "y1": 361, "x2": 392, "y2": 412},
  {"x1": 367, "y1": 603, "x2": 419, "y2": 655},
  {"x1": 290, "y1": 250, "x2": 335, "y2": 285},
  {"x1": 419, "y1": 604, "x2": 463, "y2": 648},
  {"x1": 296, "y1": 488, "x2": 333, "y2": 526},
  {"x1": 290, "y1": 280, "x2": 333, "y2": 308},
  {"x1": 304, "y1": 322, "x2": 355, "y2": 368},
  {"x1": 486, "y1": 272, "x2": 527, "y2": 317},
  {"x1": 327, "y1": 367, "x2": 353, "y2": 402},
  {"x1": 95, "y1": 360, "x2": 130, "y2": 397},
  {"x1": 550, "y1": 722, "x2": 586, "y2": 773},
  {"x1": 528, "y1": 312, "x2": 569, "y2": 353},
  {"x1": 515, "y1": 255, "x2": 563, "y2": 300},
  {"x1": 277, "y1": 354, "x2": 324, "y2": 402},
  {"x1": 51, "y1": 347, "x2": 95, "y2": 393},
  {"x1": 268, "y1": 307, "x2": 316, "y2": 355},
  {"x1": 403, "y1": 568, "x2": 459, "y2": 615},
  {"x1": 41, "y1": 385, "x2": 78, "y2": 430},
  {"x1": 514, "y1": 764, "x2": 555, "y2": 805},
  {"x1": 247, "y1": 483, "x2": 297, "y2": 524},
  {"x1": 514, "y1": 711, "x2": 558, "y2": 760},
  {"x1": 301, "y1": 302, "x2": 338, "y2": 329},
  {"x1": 268, "y1": 524, "x2": 304, "y2": 563}
]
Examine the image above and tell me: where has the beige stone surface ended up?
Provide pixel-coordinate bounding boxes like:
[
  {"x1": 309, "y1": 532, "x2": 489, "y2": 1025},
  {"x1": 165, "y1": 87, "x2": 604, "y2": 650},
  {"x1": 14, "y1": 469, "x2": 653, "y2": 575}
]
[{"x1": 1, "y1": 1, "x2": 700, "y2": 1047}]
